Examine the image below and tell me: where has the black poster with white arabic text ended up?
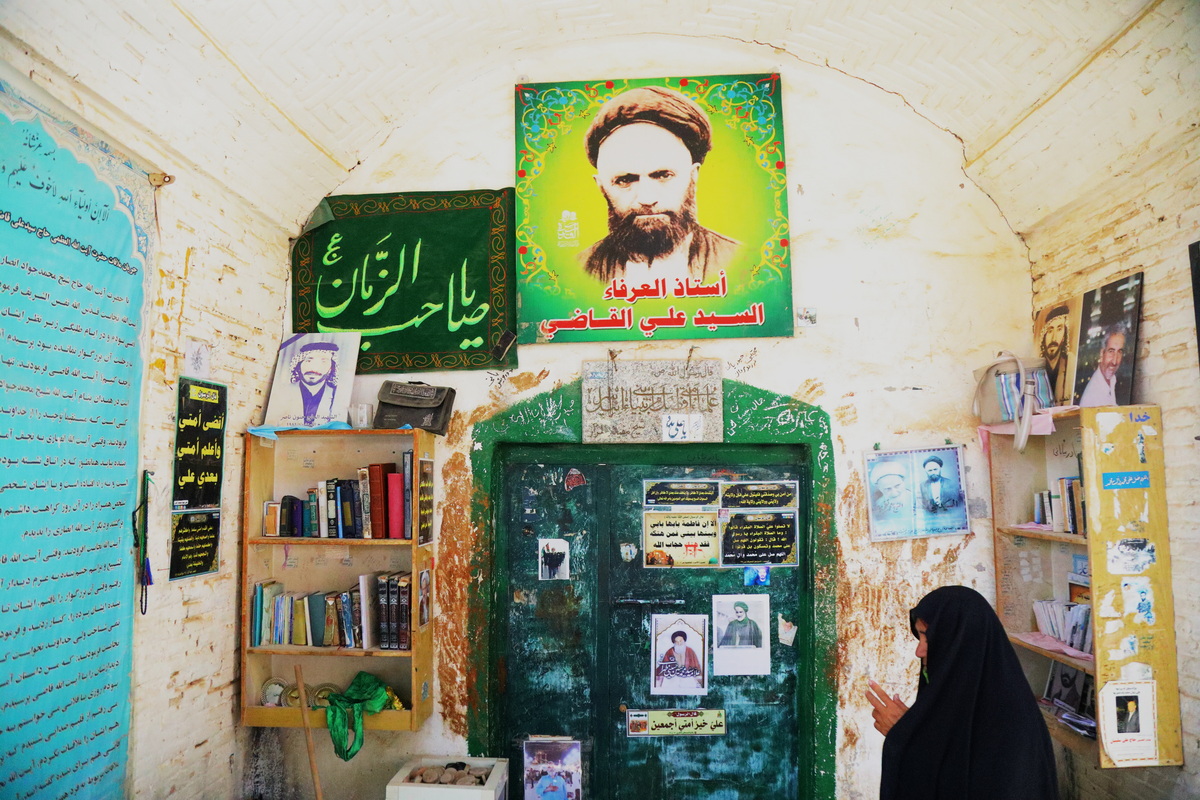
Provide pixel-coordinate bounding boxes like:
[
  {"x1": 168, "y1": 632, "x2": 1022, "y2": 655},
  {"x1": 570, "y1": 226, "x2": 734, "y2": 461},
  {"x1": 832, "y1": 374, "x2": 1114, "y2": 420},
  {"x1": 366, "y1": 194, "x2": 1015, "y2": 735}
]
[{"x1": 172, "y1": 377, "x2": 226, "y2": 510}]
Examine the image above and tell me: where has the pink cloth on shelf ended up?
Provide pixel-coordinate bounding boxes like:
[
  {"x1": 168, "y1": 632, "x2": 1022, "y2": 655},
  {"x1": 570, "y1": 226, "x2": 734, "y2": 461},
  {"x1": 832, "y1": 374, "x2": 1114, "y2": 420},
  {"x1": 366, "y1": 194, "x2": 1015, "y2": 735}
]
[{"x1": 1011, "y1": 631, "x2": 1094, "y2": 662}]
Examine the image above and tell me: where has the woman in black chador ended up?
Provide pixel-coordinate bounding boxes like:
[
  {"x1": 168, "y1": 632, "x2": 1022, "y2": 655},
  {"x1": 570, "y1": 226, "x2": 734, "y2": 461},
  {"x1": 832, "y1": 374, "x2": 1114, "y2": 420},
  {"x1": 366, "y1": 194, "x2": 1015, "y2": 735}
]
[{"x1": 867, "y1": 585, "x2": 1059, "y2": 800}]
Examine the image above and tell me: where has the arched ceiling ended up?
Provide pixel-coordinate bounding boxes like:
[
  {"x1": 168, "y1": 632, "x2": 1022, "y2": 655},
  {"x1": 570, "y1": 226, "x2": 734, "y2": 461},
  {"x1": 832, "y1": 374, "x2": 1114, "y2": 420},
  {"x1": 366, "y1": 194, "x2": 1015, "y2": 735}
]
[{"x1": 1, "y1": 0, "x2": 1193, "y2": 236}]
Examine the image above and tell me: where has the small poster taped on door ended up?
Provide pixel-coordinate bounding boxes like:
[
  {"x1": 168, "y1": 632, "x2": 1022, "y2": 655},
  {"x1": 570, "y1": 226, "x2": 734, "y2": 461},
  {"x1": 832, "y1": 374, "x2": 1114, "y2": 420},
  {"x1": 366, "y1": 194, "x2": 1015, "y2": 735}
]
[{"x1": 626, "y1": 709, "x2": 726, "y2": 736}]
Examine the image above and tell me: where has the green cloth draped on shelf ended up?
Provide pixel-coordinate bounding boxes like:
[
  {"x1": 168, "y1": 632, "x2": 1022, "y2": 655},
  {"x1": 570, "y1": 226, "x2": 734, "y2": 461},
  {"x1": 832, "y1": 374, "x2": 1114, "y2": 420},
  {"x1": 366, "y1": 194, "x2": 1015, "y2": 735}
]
[{"x1": 325, "y1": 672, "x2": 400, "y2": 761}]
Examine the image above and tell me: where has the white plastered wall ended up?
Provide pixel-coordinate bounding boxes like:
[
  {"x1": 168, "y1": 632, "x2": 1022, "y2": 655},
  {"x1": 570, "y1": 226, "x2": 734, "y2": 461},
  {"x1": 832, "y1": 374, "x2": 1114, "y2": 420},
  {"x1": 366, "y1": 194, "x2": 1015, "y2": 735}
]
[{"x1": 323, "y1": 36, "x2": 1030, "y2": 800}]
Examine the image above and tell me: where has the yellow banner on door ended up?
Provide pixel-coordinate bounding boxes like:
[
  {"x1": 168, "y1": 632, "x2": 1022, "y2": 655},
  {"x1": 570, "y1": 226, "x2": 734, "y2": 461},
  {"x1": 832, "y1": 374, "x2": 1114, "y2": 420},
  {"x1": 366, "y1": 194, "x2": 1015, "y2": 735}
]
[{"x1": 626, "y1": 709, "x2": 726, "y2": 736}]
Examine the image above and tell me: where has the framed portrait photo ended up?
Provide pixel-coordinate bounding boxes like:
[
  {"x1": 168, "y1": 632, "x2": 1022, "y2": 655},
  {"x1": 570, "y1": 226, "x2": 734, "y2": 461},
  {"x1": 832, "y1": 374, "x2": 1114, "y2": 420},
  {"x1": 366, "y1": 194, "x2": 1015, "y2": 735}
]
[
  {"x1": 865, "y1": 445, "x2": 969, "y2": 542},
  {"x1": 262, "y1": 332, "x2": 360, "y2": 428},
  {"x1": 1072, "y1": 272, "x2": 1142, "y2": 407},
  {"x1": 514, "y1": 73, "x2": 793, "y2": 344}
]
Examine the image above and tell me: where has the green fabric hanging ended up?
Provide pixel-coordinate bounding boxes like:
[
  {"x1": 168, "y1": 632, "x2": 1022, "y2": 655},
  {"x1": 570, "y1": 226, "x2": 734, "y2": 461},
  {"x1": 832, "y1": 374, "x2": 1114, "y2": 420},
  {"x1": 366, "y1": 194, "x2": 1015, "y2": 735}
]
[{"x1": 324, "y1": 672, "x2": 395, "y2": 761}]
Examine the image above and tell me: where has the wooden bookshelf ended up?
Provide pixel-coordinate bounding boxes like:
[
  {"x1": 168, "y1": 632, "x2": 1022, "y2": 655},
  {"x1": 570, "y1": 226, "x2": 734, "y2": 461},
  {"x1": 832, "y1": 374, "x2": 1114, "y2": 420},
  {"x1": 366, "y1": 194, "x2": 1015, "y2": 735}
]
[
  {"x1": 238, "y1": 429, "x2": 435, "y2": 732},
  {"x1": 987, "y1": 406, "x2": 1182, "y2": 768}
]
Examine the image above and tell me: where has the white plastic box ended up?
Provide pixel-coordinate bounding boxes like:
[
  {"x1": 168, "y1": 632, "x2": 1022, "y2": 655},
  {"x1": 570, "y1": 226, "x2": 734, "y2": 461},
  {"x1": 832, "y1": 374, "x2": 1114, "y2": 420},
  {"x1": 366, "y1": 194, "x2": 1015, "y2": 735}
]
[{"x1": 386, "y1": 756, "x2": 508, "y2": 800}]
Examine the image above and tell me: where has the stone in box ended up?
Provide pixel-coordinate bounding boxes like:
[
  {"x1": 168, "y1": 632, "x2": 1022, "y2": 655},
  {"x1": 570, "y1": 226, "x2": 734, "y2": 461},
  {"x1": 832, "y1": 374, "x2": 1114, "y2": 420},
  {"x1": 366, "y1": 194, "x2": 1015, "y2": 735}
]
[{"x1": 386, "y1": 756, "x2": 508, "y2": 800}]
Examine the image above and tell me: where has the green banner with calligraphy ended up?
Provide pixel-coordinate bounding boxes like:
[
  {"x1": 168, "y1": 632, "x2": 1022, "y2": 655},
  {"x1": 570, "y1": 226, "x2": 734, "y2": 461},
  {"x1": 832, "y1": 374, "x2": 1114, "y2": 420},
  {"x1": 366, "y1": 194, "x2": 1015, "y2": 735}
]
[{"x1": 292, "y1": 189, "x2": 517, "y2": 372}]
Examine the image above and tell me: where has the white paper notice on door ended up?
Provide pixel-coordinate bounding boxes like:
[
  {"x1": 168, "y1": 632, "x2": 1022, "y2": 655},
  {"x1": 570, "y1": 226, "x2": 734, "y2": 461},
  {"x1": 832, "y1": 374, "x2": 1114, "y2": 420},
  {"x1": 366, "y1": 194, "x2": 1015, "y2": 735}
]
[{"x1": 712, "y1": 594, "x2": 770, "y2": 676}]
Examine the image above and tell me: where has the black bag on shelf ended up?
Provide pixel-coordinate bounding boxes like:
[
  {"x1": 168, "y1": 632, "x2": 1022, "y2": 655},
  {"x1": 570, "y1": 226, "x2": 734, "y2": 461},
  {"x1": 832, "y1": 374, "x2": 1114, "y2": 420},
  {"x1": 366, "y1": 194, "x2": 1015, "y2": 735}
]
[{"x1": 373, "y1": 381, "x2": 455, "y2": 435}]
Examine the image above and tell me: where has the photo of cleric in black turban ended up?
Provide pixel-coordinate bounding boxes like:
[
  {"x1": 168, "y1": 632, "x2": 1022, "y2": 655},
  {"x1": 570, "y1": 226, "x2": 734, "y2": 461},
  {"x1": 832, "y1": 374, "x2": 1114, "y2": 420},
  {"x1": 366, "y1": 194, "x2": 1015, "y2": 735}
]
[{"x1": 582, "y1": 86, "x2": 739, "y2": 284}]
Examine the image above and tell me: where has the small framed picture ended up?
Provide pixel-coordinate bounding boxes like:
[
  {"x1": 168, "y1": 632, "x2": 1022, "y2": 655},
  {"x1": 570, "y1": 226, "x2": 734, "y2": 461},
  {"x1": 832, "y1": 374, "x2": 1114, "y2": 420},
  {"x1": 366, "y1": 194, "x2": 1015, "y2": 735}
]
[
  {"x1": 1045, "y1": 661, "x2": 1084, "y2": 713},
  {"x1": 865, "y1": 445, "x2": 969, "y2": 542}
]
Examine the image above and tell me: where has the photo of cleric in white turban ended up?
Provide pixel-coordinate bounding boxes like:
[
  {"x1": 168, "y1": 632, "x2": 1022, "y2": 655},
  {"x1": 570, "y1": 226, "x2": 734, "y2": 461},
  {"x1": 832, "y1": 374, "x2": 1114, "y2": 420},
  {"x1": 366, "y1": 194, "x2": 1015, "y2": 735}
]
[
  {"x1": 581, "y1": 86, "x2": 739, "y2": 285},
  {"x1": 867, "y1": 459, "x2": 916, "y2": 533}
]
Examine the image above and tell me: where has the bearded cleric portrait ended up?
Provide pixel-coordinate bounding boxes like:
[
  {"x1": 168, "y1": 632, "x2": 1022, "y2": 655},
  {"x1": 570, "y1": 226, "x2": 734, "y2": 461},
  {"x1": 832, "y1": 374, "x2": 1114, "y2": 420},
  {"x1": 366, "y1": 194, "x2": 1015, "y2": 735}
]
[
  {"x1": 514, "y1": 74, "x2": 794, "y2": 343},
  {"x1": 582, "y1": 86, "x2": 739, "y2": 284}
]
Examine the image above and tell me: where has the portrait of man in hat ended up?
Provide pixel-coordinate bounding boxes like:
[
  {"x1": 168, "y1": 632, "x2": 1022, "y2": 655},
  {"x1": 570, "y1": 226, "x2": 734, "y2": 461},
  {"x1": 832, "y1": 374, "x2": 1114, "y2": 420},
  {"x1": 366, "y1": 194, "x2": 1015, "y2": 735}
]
[
  {"x1": 514, "y1": 74, "x2": 794, "y2": 343},
  {"x1": 581, "y1": 86, "x2": 738, "y2": 285},
  {"x1": 868, "y1": 460, "x2": 915, "y2": 528},
  {"x1": 1034, "y1": 301, "x2": 1076, "y2": 405},
  {"x1": 262, "y1": 332, "x2": 360, "y2": 428},
  {"x1": 918, "y1": 454, "x2": 963, "y2": 515}
]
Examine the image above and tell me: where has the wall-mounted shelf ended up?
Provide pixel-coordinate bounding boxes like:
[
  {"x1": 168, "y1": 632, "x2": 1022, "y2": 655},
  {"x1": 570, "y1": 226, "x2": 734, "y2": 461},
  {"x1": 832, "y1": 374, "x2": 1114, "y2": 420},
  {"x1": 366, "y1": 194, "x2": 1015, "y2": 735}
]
[{"x1": 238, "y1": 429, "x2": 436, "y2": 731}]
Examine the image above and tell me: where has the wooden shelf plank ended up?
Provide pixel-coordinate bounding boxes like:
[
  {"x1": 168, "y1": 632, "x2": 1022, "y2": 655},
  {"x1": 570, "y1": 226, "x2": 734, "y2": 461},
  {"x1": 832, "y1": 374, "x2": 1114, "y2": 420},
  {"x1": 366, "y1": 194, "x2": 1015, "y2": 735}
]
[
  {"x1": 247, "y1": 537, "x2": 413, "y2": 546},
  {"x1": 995, "y1": 526, "x2": 1088, "y2": 546},
  {"x1": 242, "y1": 706, "x2": 414, "y2": 730},
  {"x1": 1008, "y1": 634, "x2": 1095, "y2": 674},
  {"x1": 248, "y1": 645, "x2": 414, "y2": 657}
]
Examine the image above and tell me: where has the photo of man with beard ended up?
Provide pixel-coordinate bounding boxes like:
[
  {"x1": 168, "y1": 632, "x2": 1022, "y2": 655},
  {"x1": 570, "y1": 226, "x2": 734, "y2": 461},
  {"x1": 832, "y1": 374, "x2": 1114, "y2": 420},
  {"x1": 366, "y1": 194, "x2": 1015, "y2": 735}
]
[
  {"x1": 1035, "y1": 303, "x2": 1072, "y2": 405},
  {"x1": 581, "y1": 86, "x2": 738, "y2": 284},
  {"x1": 262, "y1": 332, "x2": 360, "y2": 428}
]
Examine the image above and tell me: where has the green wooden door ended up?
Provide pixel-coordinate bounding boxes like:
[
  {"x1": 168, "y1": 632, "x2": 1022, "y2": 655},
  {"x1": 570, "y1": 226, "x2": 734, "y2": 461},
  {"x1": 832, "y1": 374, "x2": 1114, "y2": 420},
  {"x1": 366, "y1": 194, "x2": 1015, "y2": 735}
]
[{"x1": 499, "y1": 444, "x2": 811, "y2": 799}]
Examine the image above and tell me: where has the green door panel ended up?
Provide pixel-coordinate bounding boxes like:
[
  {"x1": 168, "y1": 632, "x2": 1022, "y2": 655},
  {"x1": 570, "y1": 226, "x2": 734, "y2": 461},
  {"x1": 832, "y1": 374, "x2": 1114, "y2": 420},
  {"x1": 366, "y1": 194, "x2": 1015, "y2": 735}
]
[{"x1": 500, "y1": 445, "x2": 809, "y2": 799}]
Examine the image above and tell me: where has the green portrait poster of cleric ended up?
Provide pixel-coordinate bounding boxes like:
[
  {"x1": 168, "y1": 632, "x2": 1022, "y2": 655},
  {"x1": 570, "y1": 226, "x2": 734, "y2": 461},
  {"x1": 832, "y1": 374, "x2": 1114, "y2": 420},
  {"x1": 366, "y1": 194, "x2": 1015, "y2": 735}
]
[{"x1": 514, "y1": 73, "x2": 793, "y2": 343}]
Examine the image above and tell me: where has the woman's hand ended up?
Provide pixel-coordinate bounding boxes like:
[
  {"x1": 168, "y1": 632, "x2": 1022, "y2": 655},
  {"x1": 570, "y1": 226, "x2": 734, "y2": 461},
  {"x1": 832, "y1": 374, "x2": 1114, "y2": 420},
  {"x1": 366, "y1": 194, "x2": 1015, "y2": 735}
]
[{"x1": 866, "y1": 680, "x2": 909, "y2": 735}]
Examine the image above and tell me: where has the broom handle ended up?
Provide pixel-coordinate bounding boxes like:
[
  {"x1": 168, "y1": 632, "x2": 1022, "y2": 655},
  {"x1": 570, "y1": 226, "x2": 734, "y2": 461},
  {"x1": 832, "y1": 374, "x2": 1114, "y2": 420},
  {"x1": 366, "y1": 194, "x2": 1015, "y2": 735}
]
[{"x1": 294, "y1": 665, "x2": 324, "y2": 800}]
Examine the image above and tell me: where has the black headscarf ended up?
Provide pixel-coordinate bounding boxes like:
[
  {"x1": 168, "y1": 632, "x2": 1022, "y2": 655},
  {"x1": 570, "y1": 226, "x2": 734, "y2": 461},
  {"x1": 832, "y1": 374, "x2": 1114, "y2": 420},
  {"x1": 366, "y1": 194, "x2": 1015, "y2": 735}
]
[{"x1": 880, "y1": 586, "x2": 1059, "y2": 800}]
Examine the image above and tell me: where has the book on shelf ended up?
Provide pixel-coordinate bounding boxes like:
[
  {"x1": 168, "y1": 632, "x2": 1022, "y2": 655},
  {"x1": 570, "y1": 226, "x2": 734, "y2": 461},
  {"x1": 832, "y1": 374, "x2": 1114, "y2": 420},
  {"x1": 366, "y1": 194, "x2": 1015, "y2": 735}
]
[
  {"x1": 305, "y1": 592, "x2": 326, "y2": 646},
  {"x1": 263, "y1": 501, "x2": 281, "y2": 537},
  {"x1": 1066, "y1": 571, "x2": 1090, "y2": 586},
  {"x1": 316, "y1": 480, "x2": 329, "y2": 538},
  {"x1": 376, "y1": 572, "x2": 394, "y2": 649},
  {"x1": 337, "y1": 589, "x2": 357, "y2": 647},
  {"x1": 358, "y1": 573, "x2": 384, "y2": 650},
  {"x1": 259, "y1": 581, "x2": 283, "y2": 645},
  {"x1": 252, "y1": 580, "x2": 279, "y2": 647},
  {"x1": 271, "y1": 592, "x2": 288, "y2": 645},
  {"x1": 1055, "y1": 477, "x2": 1084, "y2": 535},
  {"x1": 387, "y1": 471, "x2": 406, "y2": 539},
  {"x1": 279, "y1": 495, "x2": 302, "y2": 537},
  {"x1": 349, "y1": 587, "x2": 363, "y2": 647},
  {"x1": 290, "y1": 594, "x2": 308, "y2": 646},
  {"x1": 325, "y1": 480, "x2": 339, "y2": 537},
  {"x1": 248, "y1": 582, "x2": 260, "y2": 642},
  {"x1": 1031, "y1": 598, "x2": 1093, "y2": 653},
  {"x1": 337, "y1": 479, "x2": 357, "y2": 538},
  {"x1": 350, "y1": 480, "x2": 364, "y2": 539},
  {"x1": 1048, "y1": 485, "x2": 1065, "y2": 533},
  {"x1": 402, "y1": 452, "x2": 413, "y2": 535},
  {"x1": 368, "y1": 463, "x2": 398, "y2": 539},
  {"x1": 357, "y1": 467, "x2": 373, "y2": 539},
  {"x1": 322, "y1": 591, "x2": 340, "y2": 647},
  {"x1": 1070, "y1": 479, "x2": 1086, "y2": 536},
  {"x1": 396, "y1": 572, "x2": 413, "y2": 651},
  {"x1": 305, "y1": 490, "x2": 320, "y2": 537}
]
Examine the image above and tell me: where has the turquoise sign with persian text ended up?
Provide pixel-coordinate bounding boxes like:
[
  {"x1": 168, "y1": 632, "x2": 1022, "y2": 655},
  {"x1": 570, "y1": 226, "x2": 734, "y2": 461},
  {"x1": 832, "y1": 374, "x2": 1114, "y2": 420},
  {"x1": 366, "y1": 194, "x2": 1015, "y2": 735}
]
[{"x1": 0, "y1": 72, "x2": 153, "y2": 799}]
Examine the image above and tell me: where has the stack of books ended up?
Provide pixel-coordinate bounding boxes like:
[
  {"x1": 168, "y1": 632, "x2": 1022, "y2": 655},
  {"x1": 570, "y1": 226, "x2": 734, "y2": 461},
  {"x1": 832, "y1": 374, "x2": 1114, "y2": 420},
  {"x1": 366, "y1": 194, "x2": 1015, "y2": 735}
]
[
  {"x1": 1032, "y1": 598, "x2": 1093, "y2": 654},
  {"x1": 249, "y1": 571, "x2": 413, "y2": 651},
  {"x1": 261, "y1": 455, "x2": 413, "y2": 539},
  {"x1": 1032, "y1": 476, "x2": 1085, "y2": 535}
]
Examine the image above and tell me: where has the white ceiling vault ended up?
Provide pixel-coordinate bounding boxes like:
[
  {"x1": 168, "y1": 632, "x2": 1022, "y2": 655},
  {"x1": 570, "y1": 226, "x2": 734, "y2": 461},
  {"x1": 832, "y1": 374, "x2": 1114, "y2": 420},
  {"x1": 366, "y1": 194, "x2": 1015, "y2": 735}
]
[{"x1": 0, "y1": 0, "x2": 1194, "y2": 235}]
